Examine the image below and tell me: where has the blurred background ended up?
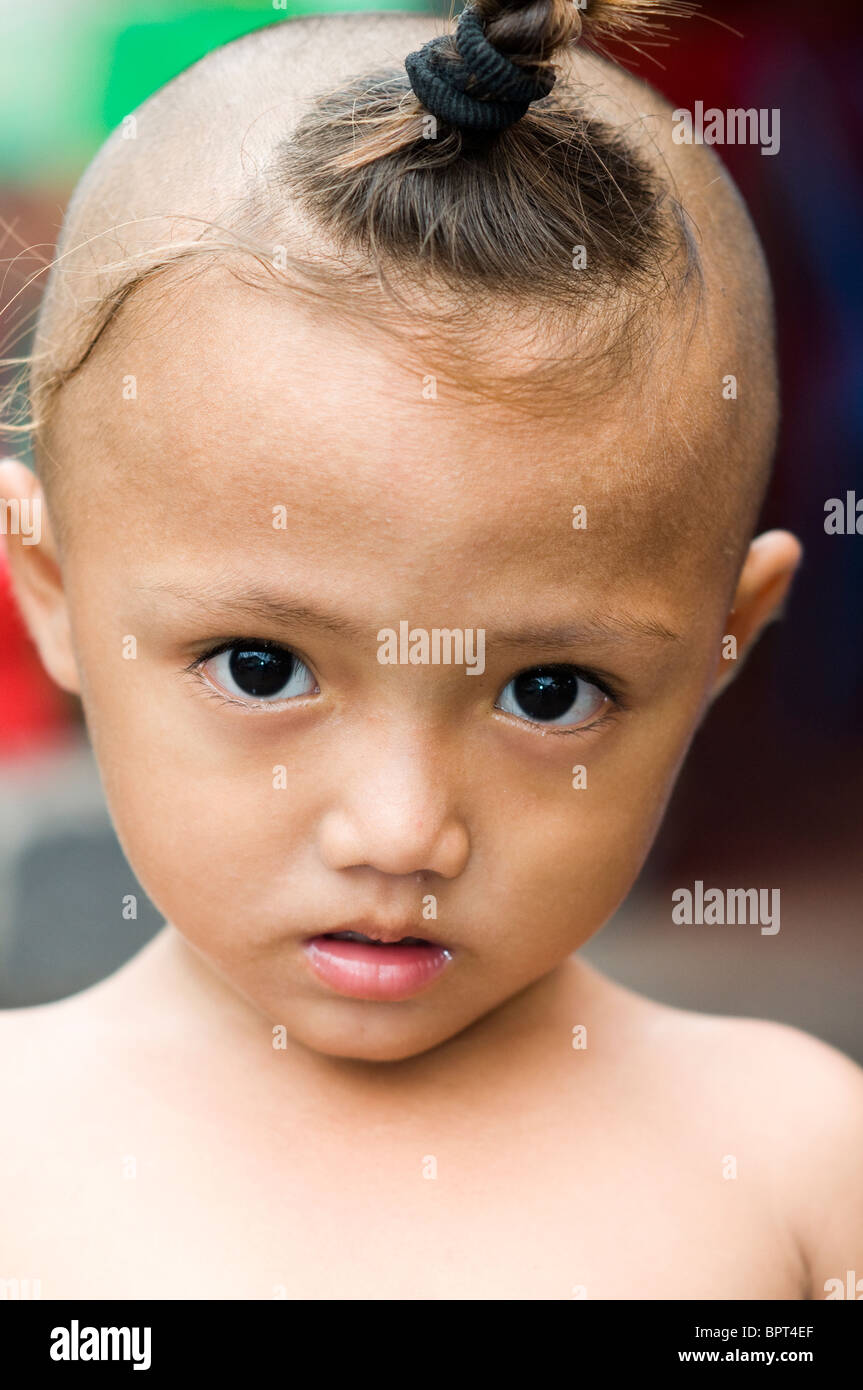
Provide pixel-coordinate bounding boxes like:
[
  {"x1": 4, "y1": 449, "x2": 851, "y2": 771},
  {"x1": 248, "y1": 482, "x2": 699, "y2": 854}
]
[{"x1": 0, "y1": 0, "x2": 861, "y2": 1058}]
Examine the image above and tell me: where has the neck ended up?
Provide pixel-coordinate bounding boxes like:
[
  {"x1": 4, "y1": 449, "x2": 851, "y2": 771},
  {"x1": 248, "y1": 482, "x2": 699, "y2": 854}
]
[{"x1": 104, "y1": 922, "x2": 600, "y2": 1117}]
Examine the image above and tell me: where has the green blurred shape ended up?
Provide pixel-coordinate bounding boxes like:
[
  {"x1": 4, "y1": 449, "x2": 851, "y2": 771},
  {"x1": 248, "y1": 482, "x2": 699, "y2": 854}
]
[
  {"x1": 0, "y1": 1, "x2": 436, "y2": 187},
  {"x1": 104, "y1": 3, "x2": 430, "y2": 137}
]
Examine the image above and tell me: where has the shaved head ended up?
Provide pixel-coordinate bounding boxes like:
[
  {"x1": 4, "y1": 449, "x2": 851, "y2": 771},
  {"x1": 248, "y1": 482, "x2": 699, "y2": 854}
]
[{"x1": 32, "y1": 10, "x2": 777, "y2": 579}]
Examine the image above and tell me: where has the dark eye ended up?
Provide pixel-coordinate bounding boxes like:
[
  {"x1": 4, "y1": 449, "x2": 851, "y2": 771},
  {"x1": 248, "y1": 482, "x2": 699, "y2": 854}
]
[
  {"x1": 201, "y1": 643, "x2": 317, "y2": 703},
  {"x1": 495, "y1": 664, "x2": 608, "y2": 728}
]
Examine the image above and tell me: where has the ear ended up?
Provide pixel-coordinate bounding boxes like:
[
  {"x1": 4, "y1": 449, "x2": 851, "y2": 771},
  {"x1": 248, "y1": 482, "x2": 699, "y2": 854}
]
[
  {"x1": 0, "y1": 457, "x2": 81, "y2": 694},
  {"x1": 711, "y1": 529, "x2": 802, "y2": 699}
]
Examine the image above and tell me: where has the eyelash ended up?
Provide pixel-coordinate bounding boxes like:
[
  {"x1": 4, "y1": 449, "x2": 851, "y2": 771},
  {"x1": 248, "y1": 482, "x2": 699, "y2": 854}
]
[
  {"x1": 494, "y1": 671, "x2": 624, "y2": 740},
  {"x1": 184, "y1": 639, "x2": 626, "y2": 731},
  {"x1": 184, "y1": 639, "x2": 319, "y2": 712}
]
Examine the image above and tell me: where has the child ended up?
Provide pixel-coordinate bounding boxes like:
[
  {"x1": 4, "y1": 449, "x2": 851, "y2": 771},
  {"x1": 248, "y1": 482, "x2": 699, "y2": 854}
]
[{"x1": 1, "y1": 0, "x2": 861, "y2": 1299}]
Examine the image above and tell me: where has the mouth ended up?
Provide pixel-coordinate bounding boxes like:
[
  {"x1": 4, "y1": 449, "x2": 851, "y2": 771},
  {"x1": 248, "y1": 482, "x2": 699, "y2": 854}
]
[
  {"x1": 325, "y1": 929, "x2": 437, "y2": 946},
  {"x1": 303, "y1": 926, "x2": 454, "y2": 1002}
]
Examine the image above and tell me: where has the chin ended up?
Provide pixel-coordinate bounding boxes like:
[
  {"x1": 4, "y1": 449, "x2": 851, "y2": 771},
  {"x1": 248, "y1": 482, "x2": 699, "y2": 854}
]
[{"x1": 288, "y1": 1009, "x2": 461, "y2": 1065}]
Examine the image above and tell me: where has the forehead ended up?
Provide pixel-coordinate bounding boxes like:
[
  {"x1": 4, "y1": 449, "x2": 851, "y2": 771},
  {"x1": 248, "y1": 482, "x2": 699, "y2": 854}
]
[{"x1": 48, "y1": 271, "x2": 730, "y2": 619}]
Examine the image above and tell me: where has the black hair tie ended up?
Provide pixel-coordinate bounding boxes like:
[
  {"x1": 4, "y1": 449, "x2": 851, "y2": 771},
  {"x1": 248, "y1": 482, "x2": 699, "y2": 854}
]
[{"x1": 404, "y1": 3, "x2": 557, "y2": 135}]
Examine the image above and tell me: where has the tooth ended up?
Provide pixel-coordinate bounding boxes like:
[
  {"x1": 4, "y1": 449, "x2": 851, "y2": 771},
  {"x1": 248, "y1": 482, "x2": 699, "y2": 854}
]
[{"x1": 326, "y1": 931, "x2": 432, "y2": 946}]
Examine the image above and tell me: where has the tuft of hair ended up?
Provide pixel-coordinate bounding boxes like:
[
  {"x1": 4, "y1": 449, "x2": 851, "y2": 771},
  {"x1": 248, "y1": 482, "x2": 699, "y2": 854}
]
[
  {"x1": 5, "y1": 1, "x2": 706, "y2": 453},
  {"x1": 273, "y1": 0, "x2": 700, "y2": 405},
  {"x1": 576, "y1": 0, "x2": 696, "y2": 48}
]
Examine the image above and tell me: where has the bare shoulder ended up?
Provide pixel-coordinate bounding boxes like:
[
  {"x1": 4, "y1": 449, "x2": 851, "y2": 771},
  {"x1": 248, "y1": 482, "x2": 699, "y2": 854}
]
[
  {"x1": 0, "y1": 933, "x2": 174, "y2": 1103},
  {"x1": 617, "y1": 982, "x2": 863, "y2": 1143},
  {"x1": 696, "y1": 1010, "x2": 863, "y2": 1300},
  {"x1": 0, "y1": 987, "x2": 115, "y2": 1056},
  {"x1": 596, "y1": 968, "x2": 862, "y2": 1091},
  {"x1": 696, "y1": 1010, "x2": 863, "y2": 1299},
  {"x1": 1, "y1": 996, "x2": 93, "y2": 1109},
  {"x1": 600, "y1": 977, "x2": 863, "y2": 1297},
  {"x1": 0, "y1": 986, "x2": 132, "y2": 1145},
  {"x1": 649, "y1": 997, "x2": 863, "y2": 1135}
]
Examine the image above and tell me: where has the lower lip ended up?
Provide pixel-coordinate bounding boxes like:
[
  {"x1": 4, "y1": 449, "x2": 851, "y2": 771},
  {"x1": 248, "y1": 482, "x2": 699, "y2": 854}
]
[{"x1": 303, "y1": 936, "x2": 453, "y2": 1001}]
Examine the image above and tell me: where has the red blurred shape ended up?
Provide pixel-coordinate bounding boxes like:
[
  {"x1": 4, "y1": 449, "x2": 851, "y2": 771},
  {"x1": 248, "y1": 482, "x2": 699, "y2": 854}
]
[{"x1": 0, "y1": 535, "x2": 74, "y2": 758}]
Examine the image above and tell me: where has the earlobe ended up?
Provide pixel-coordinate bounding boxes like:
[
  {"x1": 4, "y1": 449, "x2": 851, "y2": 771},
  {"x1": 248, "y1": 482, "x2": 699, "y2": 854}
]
[
  {"x1": 0, "y1": 458, "x2": 81, "y2": 695},
  {"x1": 711, "y1": 529, "x2": 803, "y2": 699}
]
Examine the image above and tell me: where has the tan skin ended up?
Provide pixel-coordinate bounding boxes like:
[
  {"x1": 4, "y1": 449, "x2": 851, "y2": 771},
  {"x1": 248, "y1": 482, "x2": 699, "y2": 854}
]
[{"x1": 1, "y1": 275, "x2": 861, "y2": 1300}]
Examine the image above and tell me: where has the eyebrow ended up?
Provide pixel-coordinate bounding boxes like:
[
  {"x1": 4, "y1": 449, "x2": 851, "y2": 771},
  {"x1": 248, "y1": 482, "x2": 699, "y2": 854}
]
[{"x1": 141, "y1": 580, "x2": 681, "y2": 646}]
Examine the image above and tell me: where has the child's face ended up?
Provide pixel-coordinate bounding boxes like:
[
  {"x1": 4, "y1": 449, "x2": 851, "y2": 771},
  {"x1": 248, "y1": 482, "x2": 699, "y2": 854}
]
[{"x1": 15, "y1": 271, "x2": 797, "y2": 1062}]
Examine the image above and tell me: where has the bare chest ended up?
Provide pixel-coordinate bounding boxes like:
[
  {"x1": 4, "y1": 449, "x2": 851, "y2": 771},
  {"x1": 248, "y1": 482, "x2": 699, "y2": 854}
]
[{"x1": 4, "y1": 1097, "x2": 802, "y2": 1300}]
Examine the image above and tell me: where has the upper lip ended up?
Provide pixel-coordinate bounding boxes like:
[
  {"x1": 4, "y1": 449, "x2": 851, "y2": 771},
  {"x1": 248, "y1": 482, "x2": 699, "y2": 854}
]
[{"x1": 317, "y1": 920, "x2": 445, "y2": 946}]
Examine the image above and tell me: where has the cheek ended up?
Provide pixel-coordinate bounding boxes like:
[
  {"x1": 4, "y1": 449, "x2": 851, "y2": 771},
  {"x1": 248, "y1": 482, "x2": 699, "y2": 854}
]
[
  {"x1": 74, "y1": 656, "x2": 314, "y2": 940},
  {"x1": 464, "y1": 729, "x2": 686, "y2": 965},
  {"x1": 490, "y1": 782, "x2": 651, "y2": 950},
  {"x1": 497, "y1": 710, "x2": 697, "y2": 938}
]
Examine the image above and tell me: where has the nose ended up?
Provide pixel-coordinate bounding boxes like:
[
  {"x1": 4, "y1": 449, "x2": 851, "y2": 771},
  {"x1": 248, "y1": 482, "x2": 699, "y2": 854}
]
[{"x1": 316, "y1": 731, "x2": 471, "y2": 879}]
